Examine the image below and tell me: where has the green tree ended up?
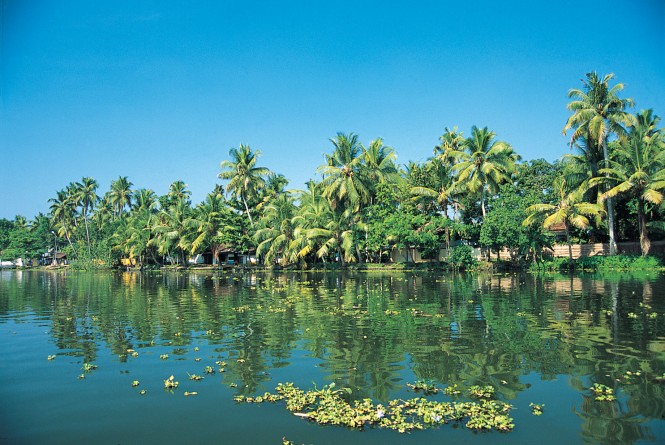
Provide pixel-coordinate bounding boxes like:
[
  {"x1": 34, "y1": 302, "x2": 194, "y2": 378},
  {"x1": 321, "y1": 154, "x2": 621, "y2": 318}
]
[
  {"x1": 454, "y1": 126, "x2": 520, "y2": 218},
  {"x1": 317, "y1": 133, "x2": 371, "y2": 212},
  {"x1": 524, "y1": 178, "x2": 605, "y2": 263},
  {"x1": 74, "y1": 177, "x2": 98, "y2": 256},
  {"x1": 562, "y1": 71, "x2": 635, "y2": 255},
  {"x1": 219, "y1": 144, "x2": 270, "y2": 227},
  {"x1": 591, "y1": 109, "x2": 665, "y2": 255},
  {"x1": 254, "y1": 192, "x2": 297, "y2": 266},
  {"x1": 108, "y1": 176, "x2": 133, "y2": 219}
]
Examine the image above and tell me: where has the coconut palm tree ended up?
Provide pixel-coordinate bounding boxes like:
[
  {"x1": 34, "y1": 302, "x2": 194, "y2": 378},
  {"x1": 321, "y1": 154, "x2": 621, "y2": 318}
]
[
  {"x1": 523, "y1": 177, "x2": 605, "y2": 263},
  {"x1": 219, "y1": 144, "x2": 270, "y2": 227},
  {"x1": 254, "y1": 192, "x2": 297, "y2": 266},
  {"x1": 108, "y1": 176, "x2": 133, "y2": 219},
  {"x1": 74, "y1": 177, "x2": 98, "y2": 256},
  {"x1": 562, "y1": 72, "x2": 635, "y2": 255},
  {"x1": 591, "y1": 109, "x2": 665, "y2": 255},
  {"x1": 361, "y1": 138, "x2": 401, "y2": 202},
  {"x1": 454, "y1": 126, "x2": 520, "y2": 217},
  {"x1": 317, "y1": 133, "x2": 371, "y2": 212},
  {"x1": 410, "y1": 157, "x2": 464, "y2": 220},
  {"x1": 48, "y1": 189, "x2": 77, "y2": 254},
  {"x1": 190, "y1": 192, "x2": 230, "y2": 266}
]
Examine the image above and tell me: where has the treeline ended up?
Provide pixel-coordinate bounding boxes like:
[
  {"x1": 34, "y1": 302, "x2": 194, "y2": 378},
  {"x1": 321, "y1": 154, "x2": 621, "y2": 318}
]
[{"x1": 1, "y1": 71, "x2": 664, "y2": 268}]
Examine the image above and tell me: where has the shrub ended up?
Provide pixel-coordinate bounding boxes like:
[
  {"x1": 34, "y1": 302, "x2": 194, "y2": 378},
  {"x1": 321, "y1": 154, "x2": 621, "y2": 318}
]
[{"x1": 448, "y1": 245, "x2": 477, "y2": 270}]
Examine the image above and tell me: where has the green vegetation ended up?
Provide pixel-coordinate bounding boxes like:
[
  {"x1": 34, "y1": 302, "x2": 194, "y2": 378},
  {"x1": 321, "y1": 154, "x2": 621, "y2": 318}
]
[
  {"x1": 1, "y1": 71, "x2": 664, "y2": 269},
  {"x1": 234, "y1": 382, "x2": 515, "y2": 433}
]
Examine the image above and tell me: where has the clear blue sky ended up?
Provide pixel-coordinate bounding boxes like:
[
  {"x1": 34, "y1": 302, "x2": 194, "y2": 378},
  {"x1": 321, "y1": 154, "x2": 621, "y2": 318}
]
[{"x1": 2, "y1": 0, "x2": 664, "y2": 219}]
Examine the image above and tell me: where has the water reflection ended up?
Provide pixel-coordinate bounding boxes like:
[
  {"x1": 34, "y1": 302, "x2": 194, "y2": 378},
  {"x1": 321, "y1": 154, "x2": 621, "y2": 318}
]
[{"x1": 0, "y1": 270, "x2": 664, "y2": 444}]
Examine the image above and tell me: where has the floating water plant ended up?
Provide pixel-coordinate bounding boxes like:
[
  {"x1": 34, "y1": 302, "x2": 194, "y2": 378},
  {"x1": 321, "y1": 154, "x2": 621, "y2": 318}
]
[
  {"x1": 468, "y1": 385, "x2": 495, "y2": 399},
  {"x1": 160, "y1": 354, "x2": 169, "y2": 360},
  {"x1": 164, "y1": 375, "x2": 179, "y2": 389},
  {"x1": 188, "y1": 373, "x2": 203, "y2": 381},
  {"x1": 407, "y1": 380, "x2": 440, "y2": 395},
  {"x1": 530, "y1": 403, "x2": 544, "y2": 416},
  {"x1": 589, "y1": 383, "x2": 616, "y2": 401},
  {"x1": 82, "y1": 363, "x2": 98, "y2": 372},
  {"x1": 184, "y1": 391, "x2": 198, "y2": 396},
  {"x1": 204, "y1": 366, "x2": 215, "y2": 374},
  {"x1": 443, "y1": 384, "x2": 461, "y2": 396},
  {"x1": 139, "y1": 389, "x2": 147, "y2": 395},
  {"x1": 131, "y1": 380, "x2": 140, "y2": 387},
  {"x1": 47, "y1": 355, "x2": 56, "y2": 361},
  {"x1": 234, "y1": 382, "x2": 514, "y2": 433}
]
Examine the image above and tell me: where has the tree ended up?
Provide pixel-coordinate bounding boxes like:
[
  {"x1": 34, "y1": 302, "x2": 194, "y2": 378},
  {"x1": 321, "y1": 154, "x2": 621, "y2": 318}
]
[
  {"x1": 454, "y1": 126, "x2": 520, "y2": 218},
  {"x1": 524, "y1": 178, "x2": 605, "y2": 263},
  {"x1": 74, "y1": 177, "x2": 98, "y2": 256},
  {"x1": 361, "y1": 138, "x2": 401, "y2": 203},
  {"x1": 219, "y1": 144, "x2": 270, "y2": 227},
  {"x1": 49, "y1": 189, "x2": 77, "y2": 254},
  {"x1": 317, "y1": 133, "x2": 371, "y2": 212},
  {"x1": 592, "y1": 109, "x2": 665, "y2": 255},
  {"x1": 254, "y1": 192, "x2": 297, "y2": 266},
  {"x1": 108, "y1": 176, "x2": 133, "y2": 219},
  {"x1": 562, "y1": 72, "x2": 635, "y2": 255},
  {"x1": 190, "y1": 192, "x2": 234, "y2": 266}
]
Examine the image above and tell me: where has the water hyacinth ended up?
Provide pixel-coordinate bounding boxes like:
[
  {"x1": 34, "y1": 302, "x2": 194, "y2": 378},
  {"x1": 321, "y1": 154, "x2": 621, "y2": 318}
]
[{"x1": 234, "y1": 382, "x2": 514, "y2": 433}]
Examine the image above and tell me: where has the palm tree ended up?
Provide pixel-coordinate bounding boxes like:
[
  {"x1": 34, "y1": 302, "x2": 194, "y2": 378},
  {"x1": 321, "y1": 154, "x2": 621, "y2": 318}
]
[
  {"x1": 131, "y1": 188, "x2": 158, "y2": 213},
  {"x1": 254, "y1": 192, "x2": 297, "y2": 266},
  {"x1": 454, "y1": 126, "x2": 520, "y2": 217},
  {"x1": 74, "y1": 177, "x2": 98, "y2": 256},
  {"x1": 48, "y1": 189, "x2": 77, "y2": 254},
  {"x1": 562, "y1": 72, "x2": 635, "y2": 255},
  {"x1": 190, "y1": 192, "x2": 229, "y2": 266},
  {"x1": 219, "y1": 144, "x2": 270, "y2": 227},
  {"x1": 591, "y1": 109, "x2": 665, "y2": 255},
  {"x1": 361, "y1": 138, "x2": 401, "y2": 202},
  {"x1": 434, "y1": 126, "x2": 466, "y2": 164},
  {"x1": 108, "y1": 176, "x2": 133, "y2": 219},
  {"x1": 410, "y1": 157, "x2": 463, "y2": 219},
  {"x1": 317, "y1": 133, "x2": 371, "y2": 212},
  {"x1": 523, "y1": 177, "x2": 605, "y2": 263}
]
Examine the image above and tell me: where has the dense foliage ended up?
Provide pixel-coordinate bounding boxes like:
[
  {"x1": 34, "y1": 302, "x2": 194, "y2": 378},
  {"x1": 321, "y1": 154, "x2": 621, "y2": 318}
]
[{"x1": 1, "y1": 71, "x2": 664, "y2": 268}]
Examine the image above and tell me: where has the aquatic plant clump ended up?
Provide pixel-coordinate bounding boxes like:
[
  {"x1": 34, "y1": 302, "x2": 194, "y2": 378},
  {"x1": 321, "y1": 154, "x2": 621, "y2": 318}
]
[{"x1": 234, "y1": 382, "x2": 514, "y2": 433}]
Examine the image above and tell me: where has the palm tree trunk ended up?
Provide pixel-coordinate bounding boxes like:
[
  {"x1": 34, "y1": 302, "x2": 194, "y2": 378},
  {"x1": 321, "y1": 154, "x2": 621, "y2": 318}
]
[
  {"x1": 242, "y1": 196, "x2": 254, "y2": 227},
  {"x1": 565, "y1": 224, "x2": 573, "y2": 268},
  {"x1": 637, "y1": 197, "x2": 650, "y2": 256},
  {"x1": 83, "y1": 210, "x2": 92, "y2": 257},
  {"x1": 602, "y1": 138, "x2": 617, "y2": 255}
]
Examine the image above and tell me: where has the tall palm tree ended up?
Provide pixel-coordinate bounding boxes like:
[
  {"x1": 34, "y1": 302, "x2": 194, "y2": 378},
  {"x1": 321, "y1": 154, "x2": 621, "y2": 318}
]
[
  {"x1": 108, "y1": 176, "x2": 133, "y2": 219},
  {"x1": 75, "y1": 177, "x2": 98, "y2": 256},
  {"x1": 410, "y1": 157, "x2": 463, "y2": 220},
  {"x1": 219, "y1": 144, "x2": 270, "y2": 227},
  {"x1": 523, "y1": 177, "x2": 605, "y2": 263},
  {"x1": 190, "y1": 192, "x2": 229, "y2": 266},
  {"x1": 361, "y1": 138, "x2": 401, "y2": 202},
  {"x1": 48, "y1": 189, "x2": 77, "y2": 254},
  {"x1": 131, "y1": 188, "x2": 158, "y2": 213},
  {"x1": 591, "y1": 109, "x2": 665, "y2": 255},
  {"x1": 562, "y1": 71, "x2": 635, "y2": 255},
  {"x1": 254, "y1": 192, "x2": 297, "y2": 265},
  {"x1": 454, "y1": 126, "x2": 520, "y2": 217},
  {"x1": 317, "y1": 133, "x2": 371, "y2": 212}
]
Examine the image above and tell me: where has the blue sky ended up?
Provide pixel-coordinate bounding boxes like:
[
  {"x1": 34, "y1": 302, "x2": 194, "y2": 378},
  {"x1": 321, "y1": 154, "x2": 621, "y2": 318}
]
[{"x1": 2, "y1": 0, "x2": 664, "y2": 219}]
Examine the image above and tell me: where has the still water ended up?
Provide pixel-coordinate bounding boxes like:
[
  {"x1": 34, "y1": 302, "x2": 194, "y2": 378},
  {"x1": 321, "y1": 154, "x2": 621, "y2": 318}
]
[{"x1": 0, "y1": 270, "x2": 664, "y2": 444}]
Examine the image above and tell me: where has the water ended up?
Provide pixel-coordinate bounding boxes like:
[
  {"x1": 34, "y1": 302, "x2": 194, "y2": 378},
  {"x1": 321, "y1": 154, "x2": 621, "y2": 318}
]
[{"x1": 0, "y1": 270, "x2": 664, "y2": 444}]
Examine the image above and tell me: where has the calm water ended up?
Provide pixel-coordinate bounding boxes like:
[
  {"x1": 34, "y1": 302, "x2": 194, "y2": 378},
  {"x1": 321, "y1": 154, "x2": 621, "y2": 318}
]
[{"x1": 1, "y1": 270, "x2": 664, "y2": 444}]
